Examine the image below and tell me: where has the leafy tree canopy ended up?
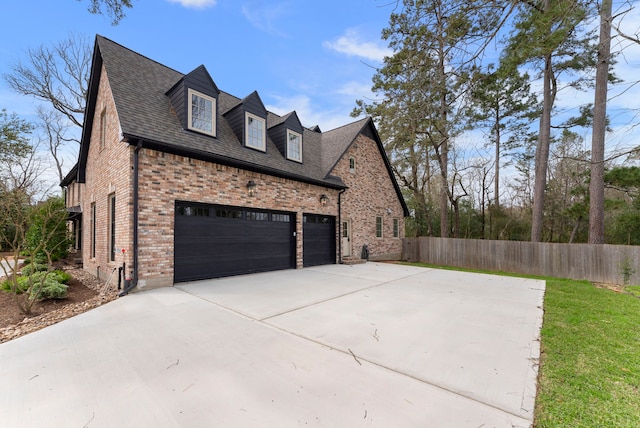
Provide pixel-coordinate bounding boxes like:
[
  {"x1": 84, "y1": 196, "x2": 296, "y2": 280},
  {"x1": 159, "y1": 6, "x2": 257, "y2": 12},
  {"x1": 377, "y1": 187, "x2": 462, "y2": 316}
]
[
  {"x1": 82, "y1": 0, "x2": 134, "y2": 25},
  {"x1": 0, "y1": 109, "x2": 32, "y2": 165}
]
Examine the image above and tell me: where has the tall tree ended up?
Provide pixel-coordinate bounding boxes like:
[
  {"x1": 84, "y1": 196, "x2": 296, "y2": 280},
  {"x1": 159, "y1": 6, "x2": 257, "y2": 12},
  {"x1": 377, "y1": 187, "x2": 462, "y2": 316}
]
[
  {"x1": 469, "y1": 65, "x2": 537, "y2": 209},
  {"x1": 504, "y1": 0, "x2": 596, "y2": 242},
  {"x1": 37, "y1": 107, "x2": 75, "y2": 183},
  {"x1": 354, "y1": 47, "x2": 437, "y2": 236},
  {"x1": 357, "y1": 0, "x2": 511, "y2": 237},
  {"x1": 588, "y1": 0, "x2": 613, "y2": 244},
  {"x1": 3, "y1": 34, "x2": 91, "y2": 130}
]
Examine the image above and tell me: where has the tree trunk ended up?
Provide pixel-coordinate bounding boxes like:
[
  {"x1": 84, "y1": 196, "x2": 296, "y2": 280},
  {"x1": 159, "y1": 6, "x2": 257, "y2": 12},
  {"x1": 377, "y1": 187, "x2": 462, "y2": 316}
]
[
  {"x1": 589, "y1": 0, "x2": 612, "y2": 245},
  {"x1": 531, "y1": 53, "x2": 554, "y2": 242},
  {"x1": 494, "y1": 107, "x2": 501, "y2": 209}
]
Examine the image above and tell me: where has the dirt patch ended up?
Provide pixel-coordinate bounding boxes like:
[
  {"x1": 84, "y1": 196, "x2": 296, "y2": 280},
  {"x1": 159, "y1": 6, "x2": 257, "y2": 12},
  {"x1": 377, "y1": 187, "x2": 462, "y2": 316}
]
[
  {"x1": 593, "y1": 282, "x2": 627, "y2": 293},
  {"x1": 0, "y1": 255, "x2": 119, "y2": 344}
]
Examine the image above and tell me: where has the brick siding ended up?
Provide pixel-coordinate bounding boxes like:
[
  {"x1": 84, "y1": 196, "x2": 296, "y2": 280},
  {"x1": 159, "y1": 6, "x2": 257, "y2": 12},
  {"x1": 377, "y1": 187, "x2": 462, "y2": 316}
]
[
  {"x1": 80, "y1": 65, "x2": 133, "y2": 281},
  {"x1": 136, "y1": 149, "x2": 339, "y2": 288},
  {"x1": 77, "y1": 69, "x2": 404, "y2": 289},
  {"x1": 333, "y1": 134, "x2": 405, "y2": 260}
]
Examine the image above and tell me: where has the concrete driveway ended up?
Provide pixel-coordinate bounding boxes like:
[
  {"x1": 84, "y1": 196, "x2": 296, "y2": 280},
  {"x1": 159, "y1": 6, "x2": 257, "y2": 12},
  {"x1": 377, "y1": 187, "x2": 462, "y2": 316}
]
[{"x1": 0, "y1": 263, "x2": 545, "y2": 427}]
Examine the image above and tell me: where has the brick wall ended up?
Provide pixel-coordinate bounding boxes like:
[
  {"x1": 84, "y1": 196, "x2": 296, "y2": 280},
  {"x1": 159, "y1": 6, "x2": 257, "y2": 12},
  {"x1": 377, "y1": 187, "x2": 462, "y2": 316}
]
[
  {"x1": 332, "y1": 134, "x2": 405, "y2": 260},
  {"x1": 79, "y1": 66, "x2": 403, "y2": 289},
  {"x1": 81, "y1": 65, "x2": 133, "y2": 281},
  {"x1": 135, "y1": 149, "x2": 339, "y2": 289}
]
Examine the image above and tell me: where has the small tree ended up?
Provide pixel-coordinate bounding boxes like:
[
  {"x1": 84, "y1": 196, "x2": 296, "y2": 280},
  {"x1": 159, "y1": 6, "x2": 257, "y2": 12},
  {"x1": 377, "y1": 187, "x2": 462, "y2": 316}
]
[{"x1": 0, "y1": 196, "x2": 71, "y2": 315}]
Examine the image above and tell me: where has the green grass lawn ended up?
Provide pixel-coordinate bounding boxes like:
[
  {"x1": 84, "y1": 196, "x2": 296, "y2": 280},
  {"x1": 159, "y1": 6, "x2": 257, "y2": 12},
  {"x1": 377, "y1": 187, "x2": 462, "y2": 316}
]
[
  {"x1": 536, "y1": 278, "x2": 640, "y2": 427},
  {"x1": 402, "y1": 262, "x2": 640, "y2": 427}
]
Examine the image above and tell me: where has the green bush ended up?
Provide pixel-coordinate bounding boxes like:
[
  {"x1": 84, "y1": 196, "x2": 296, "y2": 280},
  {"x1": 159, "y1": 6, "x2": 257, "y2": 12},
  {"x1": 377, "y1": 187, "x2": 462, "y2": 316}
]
[
  {"x1": 25, "y1": 196, "x2": 71, "y2": 262},
  {"x1": 20, "y1": 263, "x2": 48, "y2": 276},
  {"x1": 2, "y1": 270, "x2": 69, "y2": 300},
  {"x1": 1, "y1": 275, "x2": 31, "y2": 293},
  {"x1": 31, "y1": 279, "x2": 68, "y2": 300},
  {"x1": 53, "y1": 269, "x2": 71, "y2": 284}
]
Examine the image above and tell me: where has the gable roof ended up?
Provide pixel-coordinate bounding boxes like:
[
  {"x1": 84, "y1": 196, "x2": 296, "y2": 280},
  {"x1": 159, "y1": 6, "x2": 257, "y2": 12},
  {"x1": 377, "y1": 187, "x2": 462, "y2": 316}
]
[
  {"x1": 322, "y1": 117, "x2": 409, "y2": 216},
  {"x1": 75, "y1": 35, "x2": 408, "y2": 215}
]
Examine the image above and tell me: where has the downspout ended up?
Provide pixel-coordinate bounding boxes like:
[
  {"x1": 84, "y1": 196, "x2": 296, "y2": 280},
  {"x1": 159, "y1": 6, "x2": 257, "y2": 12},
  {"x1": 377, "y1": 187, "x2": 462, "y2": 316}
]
[
  {"x1": 119, "y1": 140, "x2": 143, "y2": 296},
  {"x1": 337, "y1": 188, "x2": 346, "y2": 264}
]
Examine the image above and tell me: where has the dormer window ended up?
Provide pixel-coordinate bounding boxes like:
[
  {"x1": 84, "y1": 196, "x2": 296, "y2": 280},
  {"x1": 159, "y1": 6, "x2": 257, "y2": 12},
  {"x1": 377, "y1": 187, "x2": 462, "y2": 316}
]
[
  {"x1": 188, "y1": 88, "x2": 216, "y2": 136},
  {"x1": 287, "y1": 130, "x2": 302, "y2": 162},
  {"x1": 246, "y1": 112, "x2": 266, "y2": 151}
]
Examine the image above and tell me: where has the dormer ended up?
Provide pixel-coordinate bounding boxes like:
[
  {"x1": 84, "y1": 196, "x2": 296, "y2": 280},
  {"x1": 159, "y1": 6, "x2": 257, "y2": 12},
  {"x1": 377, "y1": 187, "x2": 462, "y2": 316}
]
[
  {"x1": 223, "y1": 91, "x2": 268, "y2": 152},
  {"x1": 268, "y1": 111, "x2": 304, "y2": 163},
  {"x1": 166, "y1": 65, "x2": 219, "y2": 137}
]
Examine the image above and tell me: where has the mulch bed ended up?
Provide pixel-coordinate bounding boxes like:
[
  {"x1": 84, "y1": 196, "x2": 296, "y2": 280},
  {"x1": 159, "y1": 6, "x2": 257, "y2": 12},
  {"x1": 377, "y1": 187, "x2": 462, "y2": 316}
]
[{"x1": 0, "y1": 255, "x2": 119, "y2": 343}]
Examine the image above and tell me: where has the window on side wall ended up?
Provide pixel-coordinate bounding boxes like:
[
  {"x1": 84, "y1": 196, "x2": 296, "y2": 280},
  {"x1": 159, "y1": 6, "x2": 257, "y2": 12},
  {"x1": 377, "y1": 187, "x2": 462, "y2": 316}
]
[
  {"x1": 188, "y1": 89, "x2": 216, "y2": 136},
  {"x1": 245, "y1": 112, "x2": 266, "y2": 151},
  {"x1": 376, "y1": 216, "x2": 383, "y2": 238},
  {"x1": 99, "y1": 108, "x2": 107, "y2": 150},
  {"x1": 287, "y1": 130, "x2": 302, "y2": 162},
  {"x1": 90, "y1": 202, "x2": 96, "y2": 259},
  {"x1": 393, "y1": 218, "x2": 399, "y2": 238},
  {"x1": 108, "y1": 194, "x2": 116, "y2": 262},
  {"x1": 349, "y1": 157, "x2": 355, "y2": 173}
]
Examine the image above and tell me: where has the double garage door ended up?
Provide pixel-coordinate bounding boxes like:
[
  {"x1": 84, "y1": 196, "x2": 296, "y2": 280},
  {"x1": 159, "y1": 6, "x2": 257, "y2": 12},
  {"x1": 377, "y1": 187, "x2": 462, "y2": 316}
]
[{"x1": 174, "y1": 202, "x2": 335, "y2": 283}]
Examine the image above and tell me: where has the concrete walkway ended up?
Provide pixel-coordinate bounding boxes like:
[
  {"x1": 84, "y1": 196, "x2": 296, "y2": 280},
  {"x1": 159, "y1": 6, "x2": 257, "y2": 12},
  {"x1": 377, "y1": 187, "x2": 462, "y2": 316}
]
[{"x1": 0, "y1": 263, "x2": 545, "y2": 427}]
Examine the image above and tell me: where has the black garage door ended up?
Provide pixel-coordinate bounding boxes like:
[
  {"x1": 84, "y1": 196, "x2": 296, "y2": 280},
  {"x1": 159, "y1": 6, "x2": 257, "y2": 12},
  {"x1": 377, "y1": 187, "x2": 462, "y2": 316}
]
[
  {"x1": 174, "y1": 202, "x2": 295, "y2": 282},
  {"x1": 303, "y1": 214, "x2": 336, "y2": 267}
]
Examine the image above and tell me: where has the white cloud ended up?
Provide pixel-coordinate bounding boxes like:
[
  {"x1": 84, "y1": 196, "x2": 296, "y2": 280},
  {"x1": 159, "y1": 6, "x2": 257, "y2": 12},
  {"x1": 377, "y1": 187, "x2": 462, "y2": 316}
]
[
  {"x1": 323, "y1": 28, "x2": 391, "y2": 62},
  {"x1": 265, "y1": 94, "x2": 352, "y2": 131},
  {"x1": 166, "y1": 0, "x2": 217, "y2": 9},
  {"x1": 241, "y1": 3, "x2": 290, "y2": 37},
  {"x1": 335, "y1": 81, "x2": 373, "y2": 98}
]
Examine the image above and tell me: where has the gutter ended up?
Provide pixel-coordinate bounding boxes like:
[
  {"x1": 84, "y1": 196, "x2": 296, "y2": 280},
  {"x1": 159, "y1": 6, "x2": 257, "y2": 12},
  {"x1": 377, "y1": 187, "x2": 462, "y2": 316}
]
[
  {"x1": 121, "y1": 133, "x2": 347, "y2": 191},
  {"x1": 119, "y1": 140, "x2": 143, "y2": 296}
]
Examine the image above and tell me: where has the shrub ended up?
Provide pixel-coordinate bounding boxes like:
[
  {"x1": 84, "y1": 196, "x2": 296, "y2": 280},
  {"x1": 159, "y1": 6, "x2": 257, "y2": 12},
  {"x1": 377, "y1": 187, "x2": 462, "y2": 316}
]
[
  {"x1": 25, "y1": 196, "x2": 71, "y2": 262},
  {"x1": 53, "y1": 270, "x2": 71, "y2": 284},
  {"x1": 2, "y1": 270, "x2": 69, "y2": 300},
  {"x1": 20, "y1": 263, "x2": 48, "y2": 276},
  {"x1": 1, "y1": 276, "x2": 30, "y2": 293},
  {"x1": 31, "y1": 279, "x2": 68, "y2": 300}
]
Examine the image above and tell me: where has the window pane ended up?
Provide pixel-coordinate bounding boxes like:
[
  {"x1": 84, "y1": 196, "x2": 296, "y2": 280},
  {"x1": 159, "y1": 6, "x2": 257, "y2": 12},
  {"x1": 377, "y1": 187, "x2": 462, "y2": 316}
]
[
  {"x1": 287, "y1": 132, "x2": 301, "y2": 161},
  {"x1": 247, "y1": 211, "x2": 268, "y2": 221},
  {"x1": 272, "y1": 214, "x2": 290, "y2": 222},
  {"x1": 376, "y1": 216, "x2": 383, "y2": 238},
  {"x1": 247, "y1": 114, "x2": 265, "y2": 149},
  {"x1": 190, "y1": 92, "x2": 213, "y2": 133}
]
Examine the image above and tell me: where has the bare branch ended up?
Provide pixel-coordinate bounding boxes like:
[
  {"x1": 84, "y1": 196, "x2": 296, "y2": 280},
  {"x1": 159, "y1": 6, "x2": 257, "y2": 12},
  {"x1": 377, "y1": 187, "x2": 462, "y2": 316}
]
[{"x1": 3, "y1": 33, "x2": 91, "y2": 129}]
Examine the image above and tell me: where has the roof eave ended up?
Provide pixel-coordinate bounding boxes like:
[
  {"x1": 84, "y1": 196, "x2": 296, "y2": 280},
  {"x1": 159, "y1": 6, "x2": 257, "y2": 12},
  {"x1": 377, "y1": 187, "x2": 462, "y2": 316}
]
[
  {"x1": 76, "y1": 37, "x2": 104, "y2": 183},
  {"x1": 122, "y1": 133, "x2": 347, "y2": 190}
]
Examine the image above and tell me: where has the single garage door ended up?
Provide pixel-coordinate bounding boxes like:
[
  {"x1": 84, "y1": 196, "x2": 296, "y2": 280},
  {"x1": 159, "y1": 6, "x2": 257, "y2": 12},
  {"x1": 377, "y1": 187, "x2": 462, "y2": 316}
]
[
  {"x1": 174, "y1": 202, "x2": 295, "y2": 282},
  {"x1": 303, "y1": 214, "x2": 336, "y2": 267}
]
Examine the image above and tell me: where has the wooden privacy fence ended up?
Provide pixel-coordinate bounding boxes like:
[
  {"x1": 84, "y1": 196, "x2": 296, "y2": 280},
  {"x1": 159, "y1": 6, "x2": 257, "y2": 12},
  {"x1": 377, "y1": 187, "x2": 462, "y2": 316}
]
[{"x1": 402, "y1": 237, "x2": 640, "y2": 286}]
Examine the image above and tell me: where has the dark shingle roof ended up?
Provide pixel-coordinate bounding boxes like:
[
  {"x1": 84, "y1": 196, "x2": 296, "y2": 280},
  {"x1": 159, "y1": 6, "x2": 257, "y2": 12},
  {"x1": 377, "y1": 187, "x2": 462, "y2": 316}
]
[
  {"x1": 92, "y1": 35, "x2": 341, "y2": 188},
  {"x1": 76, "y1": 36, "x2": 408, "y2": 214},
  {"x1": 320, "y1": 117, "x2": 369, "y2": 173}
]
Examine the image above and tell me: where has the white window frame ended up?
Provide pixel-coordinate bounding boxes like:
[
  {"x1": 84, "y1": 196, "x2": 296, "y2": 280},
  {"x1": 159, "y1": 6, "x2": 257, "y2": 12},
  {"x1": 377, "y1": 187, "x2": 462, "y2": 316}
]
[
  {"x1": 99, "y1": 108, "x2": 107, "y2": 150},
  {"x1": 286, "y1": 130, "x2": 302, "y2": 162},
  {"x1": 108, "y1": 193, "x2": 116, "y2": 262},
  {"x1": 349, "y1": 157, "x2": 356, "y2": 173},
  {"x1": 187, "y1": 88, "x2": 216, "y2": 137},
  {"x1": 245, "y1": 112, "x2": 266, "y2": 151}
]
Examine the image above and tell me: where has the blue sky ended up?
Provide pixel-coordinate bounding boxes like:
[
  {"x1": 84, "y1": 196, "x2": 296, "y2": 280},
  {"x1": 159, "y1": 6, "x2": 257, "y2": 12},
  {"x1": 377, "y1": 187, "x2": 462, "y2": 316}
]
[
  {"x1": 0, "y1": 0, "x2": 394, "y2": 133},
  {"x1": 2, "y1": 0, "x2": 640, "y2": 193}
]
